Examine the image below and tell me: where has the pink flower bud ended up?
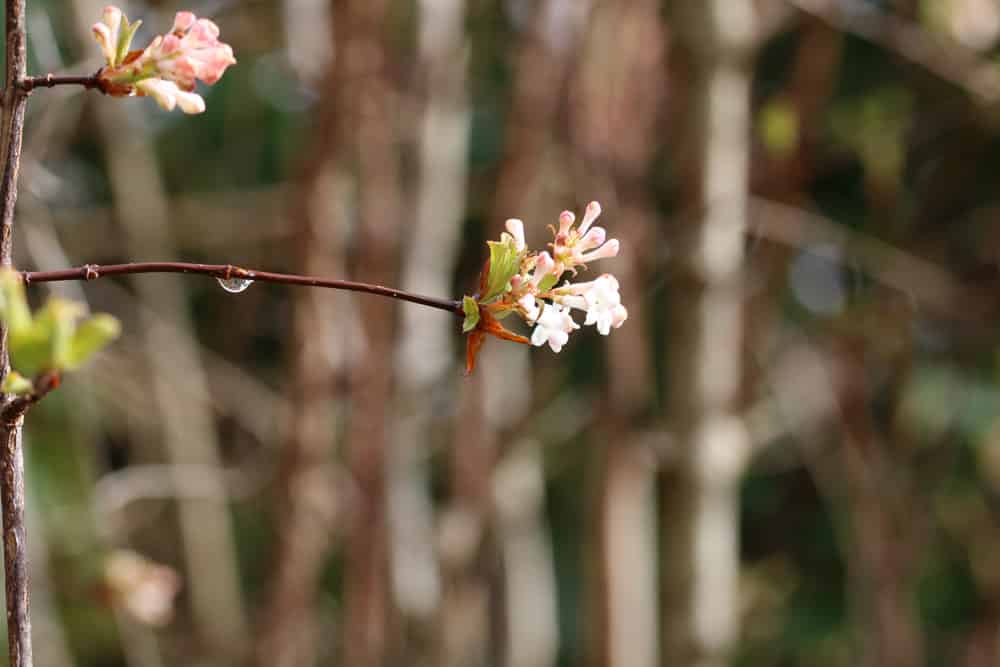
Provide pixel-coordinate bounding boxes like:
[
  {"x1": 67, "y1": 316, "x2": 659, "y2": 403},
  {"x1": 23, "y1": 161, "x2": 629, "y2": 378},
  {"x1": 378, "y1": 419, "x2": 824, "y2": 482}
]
[
  {"x1": 95, "y1": 7, "x2": 235, "y2": 113},
  {"x1": 577, "y1": 226, "x2": 606, "y2": 254},
  {"x1": 578, "y1": 201, "x2": 602, "y2": 236},
  {"x1": 505, "y1": 218, "x2": 526, "y2": 252},
  {"x1": 557, "y1": 211, "x2": 575, "y2": 237},
  {"x1": 172, "y1": 11, "x2": 197, "y2": 33},
  {"x1": 530, "y1": 252, "x2": 556, "y2": 288},
  {"x1": 578, "y1": 238, "x2": 620, "y2": 264}
]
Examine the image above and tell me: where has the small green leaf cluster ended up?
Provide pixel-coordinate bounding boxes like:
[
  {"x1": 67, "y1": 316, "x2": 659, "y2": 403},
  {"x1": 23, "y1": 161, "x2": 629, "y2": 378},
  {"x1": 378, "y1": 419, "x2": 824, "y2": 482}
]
[
  {"x1": 483, "y1": 235, "x2": 522, "y2": 302},
  {"x1": 462, "y1": 233, "x2": 525, "y2": 333},
  {"x1": 0, "y1": 270, "x2": 121, "y2": 395}
]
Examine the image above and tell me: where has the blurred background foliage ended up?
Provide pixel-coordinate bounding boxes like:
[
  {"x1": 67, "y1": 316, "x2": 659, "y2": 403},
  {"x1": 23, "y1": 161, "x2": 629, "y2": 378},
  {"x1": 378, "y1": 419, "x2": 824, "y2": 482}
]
[{"x1": 1, "y1": 0, "x2": 1000, "y2": 666}]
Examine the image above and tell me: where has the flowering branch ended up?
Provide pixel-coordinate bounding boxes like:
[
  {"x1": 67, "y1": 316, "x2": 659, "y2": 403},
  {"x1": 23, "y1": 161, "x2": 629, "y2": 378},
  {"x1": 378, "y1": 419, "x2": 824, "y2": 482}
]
[
  {"x1": 21, "y1": 262, "x2": 464, "y2": 315},
  {"x1": 461, "y1": 201, "x2": 628, "y2": 373}
]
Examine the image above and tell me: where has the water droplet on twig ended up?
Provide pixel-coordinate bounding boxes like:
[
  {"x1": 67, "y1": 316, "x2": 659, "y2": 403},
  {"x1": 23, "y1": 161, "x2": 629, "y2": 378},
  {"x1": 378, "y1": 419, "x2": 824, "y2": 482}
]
[{"x1": 216, "y1": 277, "x2": 253, "y2": 293}]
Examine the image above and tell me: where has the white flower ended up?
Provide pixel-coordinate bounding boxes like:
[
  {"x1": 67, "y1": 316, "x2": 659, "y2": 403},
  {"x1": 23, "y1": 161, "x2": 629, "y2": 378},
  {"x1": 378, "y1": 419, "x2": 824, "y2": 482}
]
[
  {"x1": 136, "y1": 78, "x2": 206, "y2": 113},
  {"x1": 530, "y1": 303, "x2": 579, "y2": 353},
  {"x1": 518, "y1": 293, "x2": 540, "y2": 322},
  {"x1": 555, "y1": 274, "x2": 627, "y2": 335},
  {"x1": 582, "y1": 275, "x2": 628, "y2": 335}
]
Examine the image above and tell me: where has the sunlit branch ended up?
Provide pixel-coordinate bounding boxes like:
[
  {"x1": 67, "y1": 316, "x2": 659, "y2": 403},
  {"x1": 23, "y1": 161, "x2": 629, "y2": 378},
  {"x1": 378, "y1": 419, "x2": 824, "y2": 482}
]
[{"x1": 21, "y1": 262, "x2": 465, "y2": 315}]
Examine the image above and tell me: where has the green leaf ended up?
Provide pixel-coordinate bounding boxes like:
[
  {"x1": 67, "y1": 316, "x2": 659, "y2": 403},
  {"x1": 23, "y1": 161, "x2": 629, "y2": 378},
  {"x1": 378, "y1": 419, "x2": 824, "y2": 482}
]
[
  {"x1": 462, "y1": 296, "x2": 481, "y2": 333},
  {"x1": 484, "y1": 236, "x2": 521, "y2": 301},
  {"x1": 537, "y1": 273, "x2": 559, "y2": 293},
  {"x1": 758, "y1": 98, "x2": 799, "y2": 158},
  {"x1": 8, "y1": 329, "x2": 51, "y2": 378},
  {"x1": 63, "y1": 314, "x2": 122, "y2": 370},
  {"x1": 0, "y1": 269, "x2": 31, "y2": 334},
  {"x1": 1, "y1": 371, "x2": 33, "y2": 396},
  {"x1": 116, "y1": 16, "x2": 142, "y2": 67},
  {"x1": 36, "y1": 298, "x2": 86, "y2": 371}
]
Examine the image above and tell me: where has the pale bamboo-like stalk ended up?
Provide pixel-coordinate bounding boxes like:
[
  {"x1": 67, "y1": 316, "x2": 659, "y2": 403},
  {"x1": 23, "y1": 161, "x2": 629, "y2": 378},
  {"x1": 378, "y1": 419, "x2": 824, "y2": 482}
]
[
  {"x1": 661, "y1": 2, "x2": 756, "y2": 666},
  {"x1": 570, "y1": 1, "x2": 663, "y2": 664},
  {"x1": 386, "y1": 0, "x2": 470, "y2": 650}
]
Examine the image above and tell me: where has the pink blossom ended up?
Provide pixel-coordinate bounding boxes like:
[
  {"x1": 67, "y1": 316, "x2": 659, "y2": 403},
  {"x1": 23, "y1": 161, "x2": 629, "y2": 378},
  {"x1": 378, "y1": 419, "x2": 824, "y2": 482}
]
[
  {"x1": 92, "y1": 6, "x2": 125, "y2": 66},
  {"x1": 505, "y1": 218, "x2": 527, "y2": 252},
  {"x1": 577, "y1": 238, "x2": 620, "y2": 264},
  {"x1": 138, "y1": 14, "x2": 236, "y2": 89},
  {"x1": 94, "y1": 7, "x2": 235, "y2": 114},
  {"x1": 529, "y1": 251, "x2": 557, "y2": 289},
  {"x1": 551, "y1": 201, "x2": 618, "y2": 272},
  {"x1": 577, "y1": 201, "x2": 602, "y2": 236}
]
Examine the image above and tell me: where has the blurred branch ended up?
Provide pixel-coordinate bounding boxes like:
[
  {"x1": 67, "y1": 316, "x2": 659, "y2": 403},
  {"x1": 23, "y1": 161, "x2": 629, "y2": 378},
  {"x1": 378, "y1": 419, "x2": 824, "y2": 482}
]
[
  {"x1": 93, "y1": 464, "x2": 261, "y2": 524},
  {"x1": 0, "y1": 0, "x2": 32, "y2": 664},
  {"x1": 749, "y1": 197, "x2": 994, "y2": 321},
  {"x1": 22, "y1": 262, "x2": 464, "y2": 314},
  {"x1": 786, "y1": 0, "x2": 1000, "y2": 104}
]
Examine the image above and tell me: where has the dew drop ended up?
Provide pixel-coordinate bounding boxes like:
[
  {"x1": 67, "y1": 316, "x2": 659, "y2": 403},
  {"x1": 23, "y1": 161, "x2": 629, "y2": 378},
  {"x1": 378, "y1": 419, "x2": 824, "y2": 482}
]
[{"x1": 217, "y1": 277, "x2": 254, "y2": 294}]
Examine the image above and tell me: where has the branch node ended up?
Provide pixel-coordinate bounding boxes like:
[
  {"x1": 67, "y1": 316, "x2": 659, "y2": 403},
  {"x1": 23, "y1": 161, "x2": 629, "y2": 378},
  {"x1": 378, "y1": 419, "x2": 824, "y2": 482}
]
[{"x1": 84, "y1": 264, "x2": 98, "y2": 281}]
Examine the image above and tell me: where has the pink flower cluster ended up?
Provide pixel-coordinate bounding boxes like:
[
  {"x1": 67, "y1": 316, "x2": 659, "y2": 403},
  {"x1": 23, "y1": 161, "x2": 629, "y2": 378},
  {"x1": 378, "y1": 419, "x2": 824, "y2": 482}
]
[
  {"x1": 93, "y1": 6, "x2": 236, "y2": 114},
  {"x1": 497, "y1": 202, "x2": 627, "y2": 353}
]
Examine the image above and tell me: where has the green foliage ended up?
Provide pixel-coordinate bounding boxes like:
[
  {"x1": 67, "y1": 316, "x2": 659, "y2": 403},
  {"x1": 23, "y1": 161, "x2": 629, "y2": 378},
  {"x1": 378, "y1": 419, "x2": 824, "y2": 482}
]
[
  {"x1": 0, "y1": 270, "x2": 121, "y2": 385},
  {"x1": 462, "y1": 296, "x2": 481, "y2": 332},
  {"x1": 759, "y1": 97, "x2": 800, "y2": 157},
  {"x1": 483, "y1": 235, "x2": 521, "y2": 301},
  {"x1": 537, "y1": 272, "x2": 558, "y2": 293}
]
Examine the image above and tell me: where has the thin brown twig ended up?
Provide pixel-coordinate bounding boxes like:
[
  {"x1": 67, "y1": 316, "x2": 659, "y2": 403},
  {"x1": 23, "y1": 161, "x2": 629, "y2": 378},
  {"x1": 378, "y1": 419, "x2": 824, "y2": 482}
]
[
  {"x1": 21, "y1": 262, "x2": 464, "y2": 315},
  {"x1": 0, "y1": 0, "x2": 32, "y2": 664},
  {"x1": 20, "y1": 73, "x2": 104, "y2": 93}
]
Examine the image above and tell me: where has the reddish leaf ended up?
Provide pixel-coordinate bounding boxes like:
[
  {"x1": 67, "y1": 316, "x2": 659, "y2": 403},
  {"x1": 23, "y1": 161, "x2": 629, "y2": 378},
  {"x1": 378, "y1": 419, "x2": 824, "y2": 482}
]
[{"x1": 465, "y1": 329, "x2": 485, "y2": 376}]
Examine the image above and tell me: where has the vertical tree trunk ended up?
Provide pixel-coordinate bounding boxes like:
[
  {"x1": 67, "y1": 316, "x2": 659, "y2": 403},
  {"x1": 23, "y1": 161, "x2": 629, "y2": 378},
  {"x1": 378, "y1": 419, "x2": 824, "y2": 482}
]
[
  {"x1": 0, "y1": 1, "x2": 32, "y2": 664},
  {"x1": 339, "y1": 0, "x2": 404, "y2": 664},
  {"x1": 254, "y1": 1, "x2": 343, "y2": 663},
  {"x1": 661, "y1": 2, "x2": 756, "y2": 666}
]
